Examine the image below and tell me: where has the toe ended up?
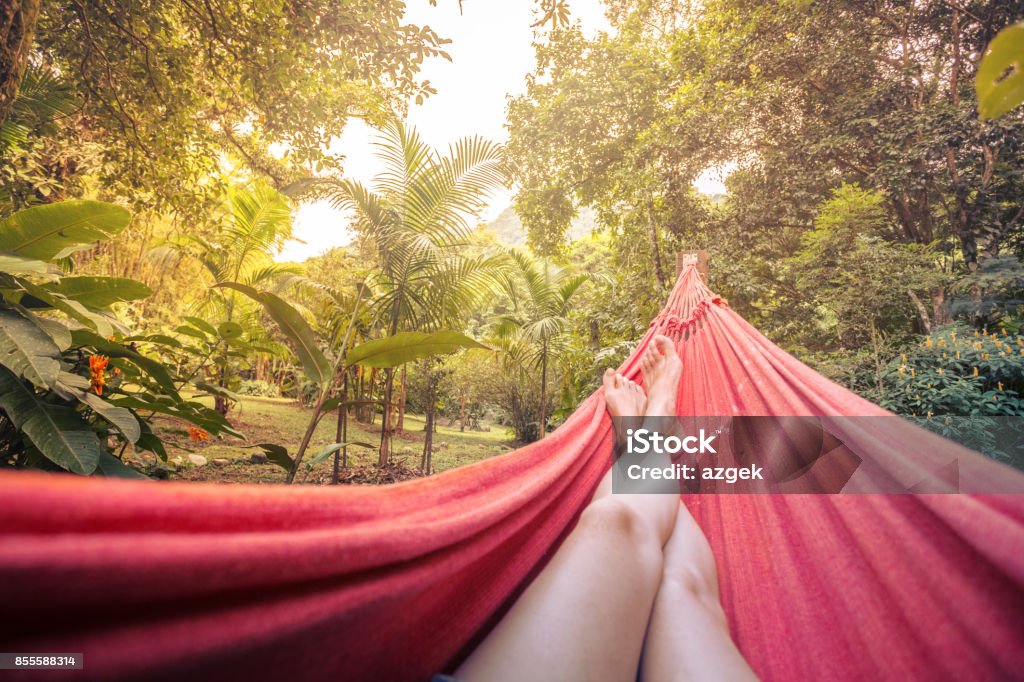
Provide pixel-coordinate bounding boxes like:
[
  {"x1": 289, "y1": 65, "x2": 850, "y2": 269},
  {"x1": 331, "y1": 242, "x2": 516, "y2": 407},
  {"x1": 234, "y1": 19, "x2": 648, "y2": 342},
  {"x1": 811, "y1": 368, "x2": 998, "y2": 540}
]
[
  {"x1": 602, "y1": 368, "x2": 616, "y2": 391},
  {"x1": 654, "y1": 335, "x2": 676, "y2": 358}
]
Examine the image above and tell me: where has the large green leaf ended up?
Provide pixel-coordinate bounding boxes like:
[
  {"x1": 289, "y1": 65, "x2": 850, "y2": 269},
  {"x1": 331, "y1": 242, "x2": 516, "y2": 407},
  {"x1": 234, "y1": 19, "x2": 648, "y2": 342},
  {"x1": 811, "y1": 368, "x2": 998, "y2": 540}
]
[
  {"x1": 33, "y1": 316, "x2": 72, "y2": 351},
  {"x1": 0, "y1": 200, "x2": 131, "y2": 262},
  {"x1": 80, "y1": 390, "x2": 141, "y2": 442},
  {"x1": 51, "y1": 371, "x2": 140, "y2": 442},
  {"x1": 96, "y1": 451, "x2": 149, "y2": 479},
  {"x1": 250, "y1": 443, "x2": 294, "y2": 471},
  {"x1": 194, "y1": 380, "x2": 240, "y2": 403},
  {"x1": 977, "y1": 23, "x2": 1024, "y2": 120},
  {"x1": 218, "y1": 282, "x2": 331, "y2": 385},
  {"x1": 346, "y1": 331, "x2": 489, "y2": 368},
  {"x1": 0, "y1": 366, "x2": 102, "y2": 474},
  {"x1": 135, "y1": 420, "x2": 168, "y2": 461},
  {"x1": 0, "y1": 309, "x2": 61, "y2": 388},
  {"x1": 305, "y1": 441, "x2": 375, "y2": 470},
  {"x1": 0, "y1": 252, "x2": 61, "y2": 277},
  {"x1": 49, "y1": 276, "x2": 152, "y2": 308},
  {"x1": 17, "y1": 278, "x2": 115, "y2": 337}
]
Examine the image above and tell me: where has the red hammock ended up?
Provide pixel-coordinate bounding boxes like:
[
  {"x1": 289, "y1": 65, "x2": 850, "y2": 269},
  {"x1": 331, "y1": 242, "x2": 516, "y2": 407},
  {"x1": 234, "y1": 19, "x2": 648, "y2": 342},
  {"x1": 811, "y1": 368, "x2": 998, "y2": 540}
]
[{"x1": 2, "y1": 259, "x2": 1023, "y2": 681}]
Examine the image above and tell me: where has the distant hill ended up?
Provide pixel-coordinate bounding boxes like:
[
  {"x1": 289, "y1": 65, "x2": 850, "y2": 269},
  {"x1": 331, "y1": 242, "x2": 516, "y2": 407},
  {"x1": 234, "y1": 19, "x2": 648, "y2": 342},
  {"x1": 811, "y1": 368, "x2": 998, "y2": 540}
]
[{"x1": 484, "y1": 205, "x2": 597, "y2": 248}]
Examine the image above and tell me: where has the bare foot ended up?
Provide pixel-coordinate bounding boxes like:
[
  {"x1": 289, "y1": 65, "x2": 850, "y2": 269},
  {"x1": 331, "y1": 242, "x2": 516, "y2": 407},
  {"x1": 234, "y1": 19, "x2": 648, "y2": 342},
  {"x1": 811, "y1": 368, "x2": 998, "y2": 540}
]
[
  {"x1": 640, "y1": 335, "x2": 682, "y2": 416},
  {"x1": 602, "y1": 368, "x2": 645, "y2": 419}
]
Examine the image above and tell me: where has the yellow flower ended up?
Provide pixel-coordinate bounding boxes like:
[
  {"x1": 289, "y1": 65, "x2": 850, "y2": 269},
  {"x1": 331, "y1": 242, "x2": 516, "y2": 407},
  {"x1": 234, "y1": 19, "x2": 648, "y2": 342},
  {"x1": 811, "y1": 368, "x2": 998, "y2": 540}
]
[
  {"x1": 950, "y1": 331, "x2": 957, "y2": 340},
  {"x1": 911, "y1": 368, "x2": 916, "y2": 377},
  {"x1": 898, "y1": 365, "x2": 906, "y2": 376},
  {"x1": 1002, "y1": 328, "x2": 1007, "y2": 335},
  {"x1": 973, "y1": 367, "x2": 979, "y2": 377},
  {"x1": 998, "y1": 382, "x2": 1004, "y2": 392},
  {"x1": 926, "y1": 338, "x2": 933, "y2": 348},
  {"x1": 901, "y1": 353, "x2": 907, "y2": 362},
  {"x1": 927, "y1": 411, "x2": 933, "y2": 419},
  {"x1": 956, "y1": 351, "x2": 961, "y2": 359},
  {"x1": 937, "y1": 368, "x2": 944, "y2": 376}
]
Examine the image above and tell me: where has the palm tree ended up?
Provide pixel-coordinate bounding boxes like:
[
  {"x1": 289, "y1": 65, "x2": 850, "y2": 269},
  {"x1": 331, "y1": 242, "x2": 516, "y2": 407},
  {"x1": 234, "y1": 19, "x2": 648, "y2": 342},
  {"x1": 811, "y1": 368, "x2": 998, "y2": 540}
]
[
  {"x1": 491, "y1": 250, "x2": 590, "y2": 440},
  {"x1": 179, "y1": 182, "x2": 297, "y2": 413},
  {"x1": 319, "y1": 120, "x2": 506, "y2": 464}
]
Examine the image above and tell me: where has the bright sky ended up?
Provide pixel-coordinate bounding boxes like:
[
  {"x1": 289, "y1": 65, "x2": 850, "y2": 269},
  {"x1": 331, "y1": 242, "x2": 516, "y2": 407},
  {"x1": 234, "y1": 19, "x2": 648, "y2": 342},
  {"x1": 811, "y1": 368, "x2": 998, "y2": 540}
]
[{"x1": 276, "y1": 0, "x2": 727, "y2": 262}]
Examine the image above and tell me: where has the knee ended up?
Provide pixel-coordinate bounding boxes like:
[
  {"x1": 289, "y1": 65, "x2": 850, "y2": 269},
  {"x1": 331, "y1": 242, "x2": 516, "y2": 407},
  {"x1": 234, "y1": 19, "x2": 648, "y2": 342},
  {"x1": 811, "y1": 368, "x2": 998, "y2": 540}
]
[
  {"x1": 661, "y1": 562, "x2": 727, "y2": 624},
  {"x1": 664, "y1": 563, "x2": 718, "y2": 600},
  {"x1": 577, "y1": 497, "x2": 665, "y2": 574}
]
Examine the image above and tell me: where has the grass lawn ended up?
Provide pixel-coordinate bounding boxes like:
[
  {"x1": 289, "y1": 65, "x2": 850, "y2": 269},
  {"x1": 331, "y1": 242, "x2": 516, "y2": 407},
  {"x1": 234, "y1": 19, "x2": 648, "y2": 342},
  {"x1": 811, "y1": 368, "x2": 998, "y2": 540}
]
[{"x1": 141, "y1": 396, "x2": 518, "y2": 485}]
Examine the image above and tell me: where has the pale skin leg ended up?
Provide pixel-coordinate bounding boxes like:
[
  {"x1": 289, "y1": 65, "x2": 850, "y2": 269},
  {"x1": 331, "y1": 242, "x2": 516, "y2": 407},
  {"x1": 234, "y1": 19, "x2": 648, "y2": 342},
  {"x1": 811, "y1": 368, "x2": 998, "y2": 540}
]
[
  {"x1": 640, "y1": 502, "x2": 759, "y2": 682},
  {"x1": 455, "y1": 336, "x2": 682, "y2": 682},
  {"x1": 454, "y1": 336, "x2": 755, "y2": 681}
]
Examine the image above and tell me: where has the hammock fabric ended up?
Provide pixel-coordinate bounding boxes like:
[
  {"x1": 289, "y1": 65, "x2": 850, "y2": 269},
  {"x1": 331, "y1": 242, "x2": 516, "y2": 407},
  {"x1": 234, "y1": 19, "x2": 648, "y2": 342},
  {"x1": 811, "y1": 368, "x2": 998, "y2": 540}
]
[{"x1": 2, "y1": 259, "x2": 1023, "y2": 682}]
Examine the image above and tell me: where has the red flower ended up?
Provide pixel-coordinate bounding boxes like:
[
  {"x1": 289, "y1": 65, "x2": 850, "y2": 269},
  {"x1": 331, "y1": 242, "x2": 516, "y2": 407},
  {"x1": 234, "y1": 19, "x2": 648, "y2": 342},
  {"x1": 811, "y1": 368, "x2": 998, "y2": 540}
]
[
  {"x1": 88, "y1": 355, "x2": 109, "y2": 395},
  {"x1": 188, "y1": 427, "x2": 210, "y2": 443}
]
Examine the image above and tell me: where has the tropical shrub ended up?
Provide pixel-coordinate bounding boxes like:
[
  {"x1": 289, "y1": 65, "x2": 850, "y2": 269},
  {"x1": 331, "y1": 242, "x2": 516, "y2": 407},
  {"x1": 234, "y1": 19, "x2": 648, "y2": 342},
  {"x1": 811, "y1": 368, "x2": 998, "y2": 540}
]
[
  {"x1": 0, "y1": 200, "x2": 241, "y2": 477},
  {"x1": 871, "y1": 323, "x2": 1024, "y2": 466},
  {"x1": 238, "y1": 379, "x2": 281, "y2": 398}
]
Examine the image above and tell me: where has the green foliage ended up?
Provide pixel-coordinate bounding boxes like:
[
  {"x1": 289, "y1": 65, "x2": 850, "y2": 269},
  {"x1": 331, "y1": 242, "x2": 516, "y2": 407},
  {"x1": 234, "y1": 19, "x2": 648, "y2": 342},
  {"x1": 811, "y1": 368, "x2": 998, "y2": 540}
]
[
  {"x1": 346, "y1": 331, "x2": 489, "y2": 369},
  {"x1": 305, "y1": 441, "x2": 375, "y2": 471},
  {"x1": 237, "y1": 379, "x2": 281, "y2": 398},
  {"x1": 0, "y1": 200, "x2": 131, "y2": 260},
  {"x1": 872, "y1": 324, "x2": 1024, "y2": 465},
  {"x1": 875, "y1": 324, "x2": 1024, "y2": 417},
  {"x1": 0, "y1": 200, "x2": 235, "y2": 476},
  {"x1": 316, "y1": 119, "x2": 507, "y2": 334},
  {"x1": 977, "y1": 23, "x2": 1024, "y2": 120},
  {"x1": 0, "y1": 65, "x2": 78, "y2": 213},
  {"x1": 0, "y1": 366, "x2": 104, "y2": 474},
  {"x1": 220, "y1": 282, "x2": 331, "y2": 387},
  {"x1": 789, "y1": 185, "x2": 948, "y2": 349},
  {"x1": 174, "y1": 182, "x2": 300, "y2": 413},
  {"x1": 489, "y1": 250, "x2": 591, "y2": 440},
  {"x1": 29, "y1": 1, "x2": 451, "y2": 218}
]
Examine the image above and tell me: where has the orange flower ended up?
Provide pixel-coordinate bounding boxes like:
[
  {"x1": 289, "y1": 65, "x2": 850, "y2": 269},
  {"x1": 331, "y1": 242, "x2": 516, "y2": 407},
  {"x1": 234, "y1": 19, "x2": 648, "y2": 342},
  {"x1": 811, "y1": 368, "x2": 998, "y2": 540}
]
[
  {"x1": 88, "y1": 355, "x2": 109, "y2": 395},
  {"x1": 188, "y1": 427, "x2": 210, "y2": 443}
]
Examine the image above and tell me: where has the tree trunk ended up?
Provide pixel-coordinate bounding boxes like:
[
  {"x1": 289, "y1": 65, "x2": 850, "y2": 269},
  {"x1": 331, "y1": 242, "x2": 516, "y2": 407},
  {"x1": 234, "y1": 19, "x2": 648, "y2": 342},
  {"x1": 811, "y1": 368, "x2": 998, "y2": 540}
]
[
  {"x1": 287, "y1": 389, "x2": 329, "y2": 484},
  {"x1": 869, "y1": 321, "x2": 884, "y2": 396},
  {"x1": 333, "y1": 371, "x2": 349, "y2": 484},
  {"x1": 369, "y1": 369, "x2": 378, "y2": 424},
  {"x1": 215, "y1": 363, "x2": 230, "y2": 416},
  {"x1": 377, "y1": 368, "x2": 394, "y2": 465},
  {"x1": 538, "y1": 340, "x2": 548, "y2": 441},
  {"x1": 644, "y1": 191, "x2": 666, "y2": 287},
  {"x1": 459, "y1": 394, "x2": 467, "y2": 432},
  {"x1": 421, "y1": 403, "x2": 434, "y2": 474},
  {"x1": 0, "y1": 0, "x2": 40, "y2": 127},
  {"x1": 396, "y1": 364, "x2": 407, "y2": 434},
  {"x1": 931, "y1": 287, "x2": 948, "y2": 327},
  {"x1": 907, "y1": 289, "x2": 932, "y2": 334}
]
